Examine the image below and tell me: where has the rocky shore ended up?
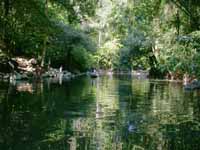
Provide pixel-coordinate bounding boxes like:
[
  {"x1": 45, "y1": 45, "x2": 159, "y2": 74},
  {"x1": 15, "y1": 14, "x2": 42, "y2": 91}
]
[
  {"x1": 0, "y1": 56, "x2": 83, "y2": 83},
  {"x1": 183, "y1": 75, "x2": 200, "y2": 90},
  {"x1": 1, "y1": 56, "x2": 200, "y2": 91}
]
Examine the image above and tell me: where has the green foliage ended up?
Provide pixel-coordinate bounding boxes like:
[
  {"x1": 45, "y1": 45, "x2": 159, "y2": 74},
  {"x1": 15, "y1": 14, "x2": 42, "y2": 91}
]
[
  {"x1": 107, "y1": 0, "x2": 200, "y2": 77},
  {"x1": 157, "y1": 31, "x2": 200, "y2": 77},
  {"x1": 46, "y1": 24, "x2": 96, "y2": 70},
  {"x1": 119, "y1": 30, "x2": 152, "y2": 69},
  {"x1": 94, "y1": 39, "x2": 121, "y2": 69},
  {"x1": 0, "y1": 0, "x2": 97, "y2": 71},
  {"x1": 0, "y1": 0, "x2": 199, "y2": 75},
  {"x1": 50, "y1": 0, "x2": 98, "y2": 24},
  {"x1": 71, "y1": 46, "x2": 94, "y2": 70}
]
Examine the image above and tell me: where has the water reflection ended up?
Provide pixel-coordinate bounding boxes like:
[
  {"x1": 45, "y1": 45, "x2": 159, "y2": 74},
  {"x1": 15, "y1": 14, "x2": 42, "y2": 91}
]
[{"x1": 0, "y1": 76, "x2": 200, "y2": 150}]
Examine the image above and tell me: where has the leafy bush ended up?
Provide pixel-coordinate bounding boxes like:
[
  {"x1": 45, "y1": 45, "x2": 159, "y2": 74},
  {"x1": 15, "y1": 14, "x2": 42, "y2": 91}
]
[{"x1": 157, "y1": 30, "x2": 200, "y2": 78}]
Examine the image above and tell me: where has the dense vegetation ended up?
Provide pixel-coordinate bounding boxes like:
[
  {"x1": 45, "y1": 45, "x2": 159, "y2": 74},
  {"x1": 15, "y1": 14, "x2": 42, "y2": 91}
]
[
  {"x1": 0, "y1": 0, "x2": 97, "y2": 71},
  {"x1": 0, "y1": 0, "x2": 200, "y2": 78}
]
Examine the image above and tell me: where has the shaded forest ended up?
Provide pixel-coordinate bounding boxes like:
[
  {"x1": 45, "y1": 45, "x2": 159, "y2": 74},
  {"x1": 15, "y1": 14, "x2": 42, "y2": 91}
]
[{"x1": 0, "y1": 0, "x2": 200, "y2": 79}]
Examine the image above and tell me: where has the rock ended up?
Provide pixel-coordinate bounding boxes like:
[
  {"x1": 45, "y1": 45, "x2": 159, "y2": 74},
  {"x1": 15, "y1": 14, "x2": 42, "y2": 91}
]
[
  {"x1": 12, "y1": 57, "x2": 37, "y2": 74},
  {"x1": 42, "y1": 68, "x2": 58, "y2": 78},
  {"x1": 3, "y1": 74, "x2": 10, "y2": 80},
  {"x1": 28, "y1": 58, "x2": 37, "y2": 65},
  {"x1": 184, "y1": 79, "x2": 200, "y2": 90},
  {"x1": 62, "y1": 74, "x2": 71, "y2": 80},
  {"x1": 41, "y1": 68, "x2": 74, "y2": 82},
  {"x1": 14, "y1": 57, "x2": 28, "y2": 67},
  {"x1": 132, "y1": 70, "x2": 149, "y2": 79},
  {"x1": 63, "y1": 70, "x2": 71, "y2": 75},
  {"x1": 64, "y1": 111, "x2": 85, "y2": 117},
  {"x1": 42, "y1": 68, "x2": 72, "y2": 79},
  {"x1": 42, "y1": 72, "x2": 50, "y2": 78}
]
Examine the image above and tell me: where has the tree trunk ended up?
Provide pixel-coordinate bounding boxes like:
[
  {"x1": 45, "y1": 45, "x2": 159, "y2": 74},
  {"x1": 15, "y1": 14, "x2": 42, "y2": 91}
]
[
  {"x1": 45, "y1": 0, "x2": 48, "y2": 15},
  {"x1": 98, "y1": 30, "x2": 102, "y2": 47},
  {"x1": 4, "y1": 0, "x2": 10, "y2": 16},
  {"x1": 3, "y1": 0, "x2": 10, "y2": 55},
  {"x1": 66, "y1": 49, "x2": 72, "y2": 71},
  {"x1": 176, "y1": 10, "x2": 180, "y2": 36},
  {"x1": 41, "y1": 36, "x2": 48, "y2": 67},
  {"x1": 41, "y1": 0, "x2": 48, "y2": 67}
]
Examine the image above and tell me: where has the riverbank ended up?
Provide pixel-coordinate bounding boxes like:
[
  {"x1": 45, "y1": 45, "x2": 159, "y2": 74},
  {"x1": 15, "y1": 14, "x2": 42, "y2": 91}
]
[
  {"x1": 1, "y1": 55, "x2": 200, "y2": 91},
  {"x1": 0, "y1": 68, "x2": 85, "y2": 83},
  {"x1": 0, "y1": 56, "x2": 85, "y2": 83}
]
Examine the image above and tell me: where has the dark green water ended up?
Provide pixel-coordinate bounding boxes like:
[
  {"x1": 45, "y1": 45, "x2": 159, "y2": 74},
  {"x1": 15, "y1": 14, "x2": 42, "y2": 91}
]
[{"x1": 0, "y1": 76, "x2": 200, "y2": 150}]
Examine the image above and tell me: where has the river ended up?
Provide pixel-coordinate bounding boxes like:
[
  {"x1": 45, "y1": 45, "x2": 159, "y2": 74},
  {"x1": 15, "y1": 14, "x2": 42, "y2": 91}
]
[{"x1": 0, "y1": 76, "x2": 200, "y2": 150}]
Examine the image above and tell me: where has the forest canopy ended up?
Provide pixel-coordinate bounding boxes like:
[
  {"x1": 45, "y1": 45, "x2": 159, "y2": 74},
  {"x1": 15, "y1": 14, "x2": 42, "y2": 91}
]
[{"x1": 0, "y1": 0, "x2": 199, "y2": 78}]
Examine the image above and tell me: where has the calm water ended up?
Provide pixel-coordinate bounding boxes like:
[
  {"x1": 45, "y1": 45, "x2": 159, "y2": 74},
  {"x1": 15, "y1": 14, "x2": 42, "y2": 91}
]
[{"x1": 0, "y1": 76, "x2": 200, "y2": 150}]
